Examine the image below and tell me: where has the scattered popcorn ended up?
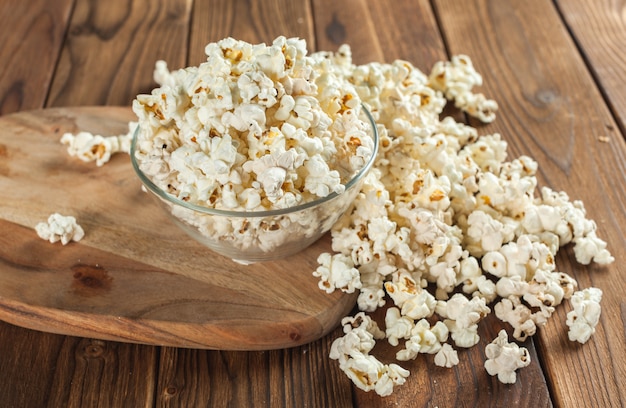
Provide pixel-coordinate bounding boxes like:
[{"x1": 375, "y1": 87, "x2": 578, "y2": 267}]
[
  {"x1": 396, "y1": 319, "x2": 448, "y2": 361},
  {"x1": 67, "y1": 36, "x2": 612, "y2": 396},
  {"x1": 305, "y1": 43, "x2": 612, "y2": 395},
  {"x1": 313, "y1": 253, "x2": 362, "y2": 294},
  {"x1": 494, "y1": 296, "x2": 537, "y2": 341},
  {"x1": 484, "y1": 330, "x2": 531, "y2": 384},
  {"x1": 434, "y1": 343, "x2": 459, "y2": 368},
  {"x1": 384, "y1": 307, "x2": 414, "y2": 347},
  {"x1": 566, "y1": 287, "x2": 603, "y2": 344},
  {"x1": 384, "y1": 271, "x2": 437, "y2": 320},
  {"x1": 329, "y1": 313, "x2": 409, "y2": 397},
  {"x1": 532, "y1": 187, "x2": 614, "y2": 265},
  {"x1": 61, "y1": 122, "x2": 137, "y2": 166},
  {"x1": 35, "y1": 213, "x2": 85, "y2": 245},
  {"x1": 437, "y1": 294, "x2": 490, "y2": 348},
  {"x1": 427, "y1": 55, "x2": 498, "y2": 122}
]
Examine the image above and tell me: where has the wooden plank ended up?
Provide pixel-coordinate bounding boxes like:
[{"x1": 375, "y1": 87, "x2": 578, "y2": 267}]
[
  {"x1": 434, "y1": 0, "x2": 626, "y2": 407},
  {"x1": 47, "y1": 0, "x2": 192, "y2": 107},
  {"x1": 312, "y1": 0, "x2": 551, "y2": 405},
  {"x1": 157, "y1": 1, "x2": 354, "y2": 406},
  {"x1": 555, "y1": 0, "x2": 626, "y2": 135},
  {"x1": 312, "y1": 0, "x2": 447, "y2": 68},
  {"x1": 0, "y1": 323, "x2": 157, "y2": 407},
  {"x1": 45, "y1": 338, "x2": 157, "y2": 408},
  {"x1": 155, "y1": 327, "x2": 354, "y2": 407},
  {"x1": 0, "y1": 323, "x2": 67, "y2": 407},
  {"x1": 311, "y1": 0, "x2": 385, "y2": 63},
  {"x1": 188, "y1": 0, "x2": 315, "y2": 66},
  {"x1": 0, "y1": 0, "x2": 73, "y2": 114},
  {"x1": 2, "y1": 3, "x2": 192, "y2": 405}
]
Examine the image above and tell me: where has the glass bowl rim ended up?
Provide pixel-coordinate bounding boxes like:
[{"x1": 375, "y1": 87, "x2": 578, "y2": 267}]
[{"x1": 130, "y1": 106, "x2": 379, "y2": 218}]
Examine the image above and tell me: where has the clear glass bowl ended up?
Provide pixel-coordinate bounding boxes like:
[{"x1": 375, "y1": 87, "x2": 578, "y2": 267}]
[{"x1": 130, "y1": 108, "x2": 379, "y2": 264}]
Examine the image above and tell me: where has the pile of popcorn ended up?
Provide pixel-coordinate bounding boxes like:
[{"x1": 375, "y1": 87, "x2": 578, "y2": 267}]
[
  {"x1": 56, "y1": 36, "x2": 613, "y2": 397},
  {"x1": 310, "y1": 48, "x2": 613, "y2": 395}
]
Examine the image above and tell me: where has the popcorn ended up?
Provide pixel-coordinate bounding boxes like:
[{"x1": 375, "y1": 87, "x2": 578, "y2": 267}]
[
  {"x1": 355, "y1": 261, "x2": 388, "y2": 312},
  {"x1": 384, "y1": 307, "x2": 414, "y2": 347},
  {"x1": 330, "y1": 313, "x2": 408, "y2": 397},
  {"x1": 465, "y1": 210, "x2": 509, "y2": 256},
  {"x1": 457, "y1": 255, "x2": 497, "y2": 302},
  {"x1": 428, "y1": 55, "x2": 483, "y2": 96},
  {"x1": 484, "y1": 330, "x2": 531, "y2": 384},
  {"x1": 438, "y1": 294, "x2": 490, "y2": 348},
  {"x1": 529, "y1": 187, "x2": 614, "y2": 264},
  {"x1": 494, "y1": 297, "x2": 538, "y2": 341},
  {"x1": 441, "y1": 293, "x2": 490, "y2": 330},
  {"x1": 35, "y1": 213, "x2": 85, "y2": 245},
  {"x1": 306, "y1": 44, "x2": 612, "y2": 395},
  {"x1": 384, "y1": 271, "x2": 437, "y2": 320},
  {"x1": 434, "y1": 343, "x2": 459, "y2": 368},
  {"x1": 427, "y1": 55, "x2": 498, "y2": 122},
  {"x1": 486, "y1": 235, "x2": 577, "y2": 341},
  {"x1": 132, "y1": 37, "x2": 376, "y2": 256},
  {"x1": 566, "y1": 287, "x2": 603, "y2": 344},
  {"x1": 313, "y1": 253, "x2": 362, "y2": 294},
  {"x1": 60, "y1": 36, "x2": 610, "y2": 396},
  {"x1": 61, "y1": 121, "x2": 136, "y2": 166},
  {"x1": 396, "y1": 319, "x2": 449, "y2": 361}
]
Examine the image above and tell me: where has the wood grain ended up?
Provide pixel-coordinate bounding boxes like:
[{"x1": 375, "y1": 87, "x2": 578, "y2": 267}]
[
  {"x1": 155, "y1": 327, "x2": 354, "y2": 407},
  {"x1": 45, "y1": 338, "x2": 157, "y2": 408},
  {"x1": 0, "y1": 324, "x2": 68, "y2": 407},
  {"x1": 0, "y1": 107, "x2": 357, "y2": 350},
  {"x1": 0, "y1": 325, "x2": 157, "y2": 407},
  {"x1": 312, "y1": 0, "x2": 385, "y2": 63},
  {"x1": 435, "y1": 0, "x2": 626, "y2": 407},
  {"x1": 313, "y1": 0, "x2": 448, "y2": 68},
  {"x1": 0, "y1": 0, "x2": 73, "y2": 114},
  {"x1": 555, "y1": 0, "x2": 626, "y2": 135},
  {"x1": 47, "y1": 0, "x2": 192, "y2": 107}
]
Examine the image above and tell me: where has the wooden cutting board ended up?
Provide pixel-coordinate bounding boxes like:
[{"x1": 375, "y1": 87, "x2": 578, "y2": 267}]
[{"x1": 0, "y1": 107, "x2": 357, "y2": 350}]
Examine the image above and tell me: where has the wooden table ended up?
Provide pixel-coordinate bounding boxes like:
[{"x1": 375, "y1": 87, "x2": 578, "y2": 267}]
[{"x1": 1, "y1": 0, "x2": 624, "y2": 406}]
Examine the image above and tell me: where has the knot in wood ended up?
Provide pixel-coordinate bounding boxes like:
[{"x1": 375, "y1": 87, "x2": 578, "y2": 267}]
[{"x1": 82, "y1": 340, "x2": 106, "y2": 358}]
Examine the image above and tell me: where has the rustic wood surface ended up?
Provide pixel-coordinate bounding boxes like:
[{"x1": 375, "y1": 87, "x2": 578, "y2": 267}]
[{"x1": 0, "y1": 0, "x2": 624, "y2": 407}]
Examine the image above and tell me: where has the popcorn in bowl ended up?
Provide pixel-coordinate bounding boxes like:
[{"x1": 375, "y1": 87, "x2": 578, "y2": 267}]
[{"x1": 130, "y1": 37, "x2": 378, "y2": 263}]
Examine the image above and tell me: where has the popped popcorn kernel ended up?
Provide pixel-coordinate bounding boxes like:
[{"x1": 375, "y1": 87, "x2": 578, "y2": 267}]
[
  {"x1": 61, "y1": 121, "x2": 136, "y2": 166},
  {"x1": 329, "y1": 313, "x2": 408, "y2": 397},
  {"x1": 35, "y1": 213, "x2": 85, "y2": 245},
  {"x1": 484, "y1": 329, "x2": 531, "y2": 384},
  {"x1": 434, "y1": 343, "x2": 459, "y2": 368},
  {"x1": 427, "y1": 55, "x2": 498, "y2": 122},
  {"x1": 566, "y1": 287, "x2": 603, "y2": 344},
  {"x1": 313, "y1": 253, "x2": 362, "y2": 294}
]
